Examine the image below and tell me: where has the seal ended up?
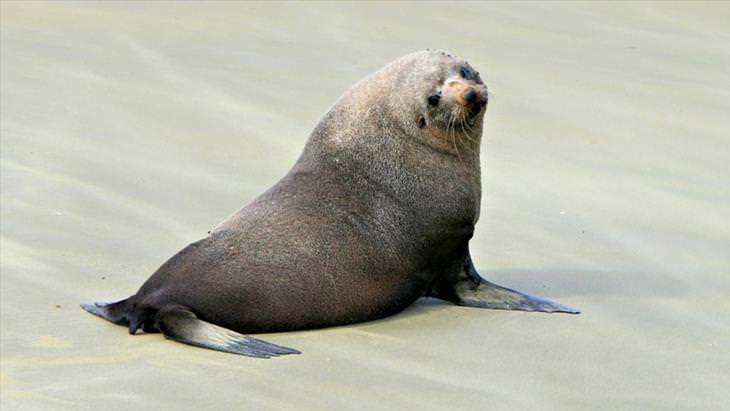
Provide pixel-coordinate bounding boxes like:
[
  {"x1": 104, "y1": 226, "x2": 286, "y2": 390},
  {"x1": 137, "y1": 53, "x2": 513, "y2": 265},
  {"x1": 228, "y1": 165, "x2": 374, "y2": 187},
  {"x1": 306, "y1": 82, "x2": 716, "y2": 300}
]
[{"x1": 82, "y1": 50, "x2": 578, "y2": 358}]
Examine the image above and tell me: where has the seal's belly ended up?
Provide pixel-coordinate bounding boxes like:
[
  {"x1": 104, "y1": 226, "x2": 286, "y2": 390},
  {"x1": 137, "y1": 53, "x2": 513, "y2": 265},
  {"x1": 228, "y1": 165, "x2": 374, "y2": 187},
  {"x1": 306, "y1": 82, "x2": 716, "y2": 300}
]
[{"x1": 192, "y1": 267, "x2": 425, "y2": 333}]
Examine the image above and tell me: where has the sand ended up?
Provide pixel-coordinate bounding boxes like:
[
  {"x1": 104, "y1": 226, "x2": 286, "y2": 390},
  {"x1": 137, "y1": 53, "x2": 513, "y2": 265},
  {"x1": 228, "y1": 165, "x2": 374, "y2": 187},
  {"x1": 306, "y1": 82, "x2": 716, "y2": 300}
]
[{"x1": 1, "y1": 2, "x2": 728, "y2": 410}]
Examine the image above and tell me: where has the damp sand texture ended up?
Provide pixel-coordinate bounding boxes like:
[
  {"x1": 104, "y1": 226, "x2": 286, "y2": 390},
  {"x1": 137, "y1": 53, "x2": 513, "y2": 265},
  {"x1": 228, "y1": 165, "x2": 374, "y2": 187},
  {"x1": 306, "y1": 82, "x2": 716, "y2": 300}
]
[{"x1": 1, "y1": 2, "x2": 728, "y2": 411}]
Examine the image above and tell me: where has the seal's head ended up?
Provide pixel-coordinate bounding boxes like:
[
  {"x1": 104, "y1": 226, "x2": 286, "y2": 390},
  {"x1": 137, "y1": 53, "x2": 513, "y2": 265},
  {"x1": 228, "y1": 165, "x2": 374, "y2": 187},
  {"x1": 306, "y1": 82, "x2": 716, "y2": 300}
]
[
  {"x1": 314, "y1": 49, "x2": 488, "y2": 158},
  {"x1": 407, "y1": 50, "x2": 489, "y2": 153}
]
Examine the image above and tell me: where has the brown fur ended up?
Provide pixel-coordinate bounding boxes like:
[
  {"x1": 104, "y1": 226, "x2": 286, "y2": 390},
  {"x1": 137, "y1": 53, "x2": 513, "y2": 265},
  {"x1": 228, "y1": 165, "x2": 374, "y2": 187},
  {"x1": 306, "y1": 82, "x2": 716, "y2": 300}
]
[{"x1": 90, "y1": 50, "x2": 490, "y2": 335}]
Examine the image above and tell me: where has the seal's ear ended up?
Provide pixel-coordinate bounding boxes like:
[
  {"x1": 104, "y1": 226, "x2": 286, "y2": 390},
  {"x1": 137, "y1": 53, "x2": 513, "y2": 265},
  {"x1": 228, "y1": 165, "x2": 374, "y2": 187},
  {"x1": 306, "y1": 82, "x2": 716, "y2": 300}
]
[{"x1": 417, "y1": 115, "x2": 426, "y2": 129}]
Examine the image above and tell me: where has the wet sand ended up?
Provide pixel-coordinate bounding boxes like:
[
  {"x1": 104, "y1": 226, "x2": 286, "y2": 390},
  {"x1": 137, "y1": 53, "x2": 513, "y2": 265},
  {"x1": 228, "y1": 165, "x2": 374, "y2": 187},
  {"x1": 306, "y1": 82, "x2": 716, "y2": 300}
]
[{"x1": 1, "y1": 2, "x2": 728, "y2": 410}]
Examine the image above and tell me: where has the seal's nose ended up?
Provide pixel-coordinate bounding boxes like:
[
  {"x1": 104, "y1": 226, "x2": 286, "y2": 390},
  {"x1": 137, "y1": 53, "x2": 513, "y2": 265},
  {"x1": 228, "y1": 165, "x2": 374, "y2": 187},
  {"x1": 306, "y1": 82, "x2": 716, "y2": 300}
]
[
  {"x1": 455, "y1": 85, "x2": 483, "y2": 108},
  {"x1": 459, "y1": 85, "x2": 487, "y2": 118},
  {"x1": 449, "y1": 80, "x2": 486, "y2": 111}
]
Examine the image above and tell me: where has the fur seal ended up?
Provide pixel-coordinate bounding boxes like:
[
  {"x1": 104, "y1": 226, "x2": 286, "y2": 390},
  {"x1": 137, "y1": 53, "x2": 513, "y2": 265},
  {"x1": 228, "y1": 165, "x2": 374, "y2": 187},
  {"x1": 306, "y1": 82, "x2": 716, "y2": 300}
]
[{"x1": 82, "y1": 50, "x2": 578, "y2": 358}]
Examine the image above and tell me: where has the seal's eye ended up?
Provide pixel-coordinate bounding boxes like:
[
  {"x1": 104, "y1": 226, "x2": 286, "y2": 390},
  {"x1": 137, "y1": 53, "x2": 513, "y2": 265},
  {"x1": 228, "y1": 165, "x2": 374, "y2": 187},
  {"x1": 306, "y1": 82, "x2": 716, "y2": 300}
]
[
  {"x1": 460, "y1": 66, "x2": 472, "y2": 80},
  {"x1": 417, "y1": 116, "x2": 426, "y2": 129},
  {"x1": 427, "y1": 94, "x2": 440, "y2": 107}
]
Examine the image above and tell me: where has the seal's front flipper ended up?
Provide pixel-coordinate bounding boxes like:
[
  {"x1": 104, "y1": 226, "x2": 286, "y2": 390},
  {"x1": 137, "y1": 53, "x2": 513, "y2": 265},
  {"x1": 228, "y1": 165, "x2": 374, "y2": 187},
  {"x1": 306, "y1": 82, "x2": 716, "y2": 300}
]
[
  {"x1": 430, "y1": 255, "x2": 579, "y2": 314},
  {"x1": 157, "y1": 306, "x2": 301, "y2": 358},
  {"x1": 454, "y1": 278, "x2": 580, "y2": 313}
]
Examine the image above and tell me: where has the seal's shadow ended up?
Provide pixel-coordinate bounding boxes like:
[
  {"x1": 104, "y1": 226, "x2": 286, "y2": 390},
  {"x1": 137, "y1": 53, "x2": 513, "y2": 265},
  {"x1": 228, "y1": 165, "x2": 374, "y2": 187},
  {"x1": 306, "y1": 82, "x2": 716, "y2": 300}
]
[{"x1": 364, "y1": 265, "x2": 689, "y2": 327}]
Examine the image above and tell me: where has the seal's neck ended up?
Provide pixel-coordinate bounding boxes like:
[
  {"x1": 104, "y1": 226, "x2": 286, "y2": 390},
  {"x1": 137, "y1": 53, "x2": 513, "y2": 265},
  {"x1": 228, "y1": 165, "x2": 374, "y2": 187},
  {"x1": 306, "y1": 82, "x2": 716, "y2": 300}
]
[{"x1": 298, "y1": 106, "x2": 482, "y2": 227}]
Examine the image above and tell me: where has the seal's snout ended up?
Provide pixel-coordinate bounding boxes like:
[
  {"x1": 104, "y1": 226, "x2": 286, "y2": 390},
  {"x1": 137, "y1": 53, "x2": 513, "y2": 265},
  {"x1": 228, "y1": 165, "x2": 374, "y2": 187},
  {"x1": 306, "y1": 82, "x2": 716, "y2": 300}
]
[
  {"x1": 451, "y1": 81, "x2": 486, "y2": 110},
  {"x1": 462, "y1": 86, "x2": 487, "y2": 107},
  {"x1": 456, "y1": 85, "x2": 487, "y2": 119},
  {"x1": 463, "y1": 89, "x2": 478, "y2": 103}
]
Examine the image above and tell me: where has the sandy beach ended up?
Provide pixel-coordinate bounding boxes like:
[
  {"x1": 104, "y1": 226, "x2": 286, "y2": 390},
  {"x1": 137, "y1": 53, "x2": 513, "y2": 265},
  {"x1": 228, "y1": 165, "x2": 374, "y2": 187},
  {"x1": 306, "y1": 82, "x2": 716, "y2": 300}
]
[{"x1": 1, "y1": 2, "x2": 728, "y2": 410}]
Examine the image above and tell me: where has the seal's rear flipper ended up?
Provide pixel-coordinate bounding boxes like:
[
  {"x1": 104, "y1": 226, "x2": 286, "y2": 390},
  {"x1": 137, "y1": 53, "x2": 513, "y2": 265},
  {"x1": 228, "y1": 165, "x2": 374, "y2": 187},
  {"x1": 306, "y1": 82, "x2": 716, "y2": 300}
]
[
  {"x1": 157, "y1": 306, "x2": 301, "y2": 358},
  {"x1": 455, "y1": 278, "x2": 580, "y2": 314},
  {"x1": 81, "y1": 298, "x2": 133, "y2": 325}
]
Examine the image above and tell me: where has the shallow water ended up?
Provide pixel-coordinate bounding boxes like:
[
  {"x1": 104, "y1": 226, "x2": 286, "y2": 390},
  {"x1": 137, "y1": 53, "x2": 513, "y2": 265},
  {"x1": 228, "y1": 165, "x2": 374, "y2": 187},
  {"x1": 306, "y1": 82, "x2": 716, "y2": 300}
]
[{"x1": 1, "y1": 2, "x2": 729, "y2": 410}]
